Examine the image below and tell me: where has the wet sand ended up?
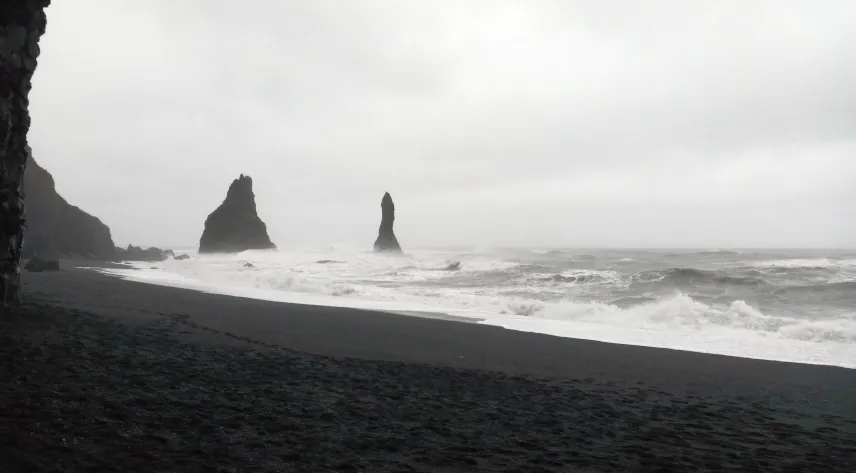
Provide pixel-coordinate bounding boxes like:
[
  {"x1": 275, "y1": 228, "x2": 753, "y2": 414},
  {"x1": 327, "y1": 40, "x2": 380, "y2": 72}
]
[{"x1": 2, "y1": 263, "x2": 854, "y2": 472}]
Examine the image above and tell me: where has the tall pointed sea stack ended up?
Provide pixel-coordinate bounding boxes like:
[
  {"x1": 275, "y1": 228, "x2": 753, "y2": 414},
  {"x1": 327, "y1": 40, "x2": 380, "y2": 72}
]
[
  {"x1": 0, "y1": 0, "x2": 51, "y2": 310},
  {"x1": 373, "y1": 192, "x2": 402, "y2": 253},
  {"x1": 198, "y1": 174, "x2": 276, "y2": 253}
]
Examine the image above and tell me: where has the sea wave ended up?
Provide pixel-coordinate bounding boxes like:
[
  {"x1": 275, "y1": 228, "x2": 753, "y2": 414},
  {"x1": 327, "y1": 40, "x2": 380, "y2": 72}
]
[
  {"x1": 770, "y1": 280, "x2": 856, "y2": 296},
  {"x1": 749, "y1": 258, "x2": 856, "y2": 269},
  {"x1": 515, "y1": 294, "x2": 856, "y2": 344},
  {"x1": 633, "y1": 267, "x2": 768, "y2": 287},
  {"x1": 528, "y1": 269, "x2": 623, "y2": 286},
  {"x1": 115, "y1": 255, "x2": 856, "y2": 346},
  {"x1": 694, "y1": 249, "x2": 743, "y2": 256},
  {"x1": 100, "y1": 246, "x2": 856, "y2": 372}
]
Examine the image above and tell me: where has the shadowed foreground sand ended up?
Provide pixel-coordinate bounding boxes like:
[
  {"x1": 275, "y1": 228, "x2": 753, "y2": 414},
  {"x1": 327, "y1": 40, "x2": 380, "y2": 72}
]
[{"x1": 1, "y1": 265, "x2": 854, "y2": 472}]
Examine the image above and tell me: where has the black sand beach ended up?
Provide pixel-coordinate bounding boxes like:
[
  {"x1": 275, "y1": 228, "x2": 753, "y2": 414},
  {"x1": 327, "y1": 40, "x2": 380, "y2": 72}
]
[{"x1": 2, "y1": 264, "x2": 855, "y2": 472}]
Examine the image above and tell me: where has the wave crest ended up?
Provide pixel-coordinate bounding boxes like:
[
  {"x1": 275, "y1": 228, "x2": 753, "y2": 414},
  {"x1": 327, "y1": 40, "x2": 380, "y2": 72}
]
[
  {"x1": 635, "y1": 267, "x2": 768, "y2": 287},
  {"x1": 507, "y1": 294, "x2": 856, "y2": 344},
  {"x1": 112, "y1": 250, "x2": 856, "y2": 363}
]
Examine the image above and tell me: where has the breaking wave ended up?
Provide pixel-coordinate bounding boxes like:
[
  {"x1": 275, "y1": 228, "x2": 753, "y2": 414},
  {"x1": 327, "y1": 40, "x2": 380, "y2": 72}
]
[
  {"x1": 503, "y1": 294, "x2": 856, "y2": 344},
  {"x1": 101, "y1": 247, "x2": 856, "y2": 368}
]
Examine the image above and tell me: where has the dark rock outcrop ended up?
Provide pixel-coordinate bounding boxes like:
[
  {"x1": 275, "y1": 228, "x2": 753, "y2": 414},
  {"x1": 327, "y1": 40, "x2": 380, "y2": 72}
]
[
  {"x1": 22, "y1": 151, "x2": 115, "y2": 260},
  {"x1": 175, "y1": 254, "x2": 190, "y2": 261},
  {"x1": 114, "y1": 245, "x2": 170, "y2": 262},
  {"x1": 24, "y1": 257, "x2": 59, "y2": 272},
  {"x1": 0, "y1": 0, "x2": 51, "y2": 310},
  {"x1": 199, "y1": 175, "x2": 276, "y2": 254},
  {"x1": 373, "y1": 192, "x2": 402, "y2": 253}
]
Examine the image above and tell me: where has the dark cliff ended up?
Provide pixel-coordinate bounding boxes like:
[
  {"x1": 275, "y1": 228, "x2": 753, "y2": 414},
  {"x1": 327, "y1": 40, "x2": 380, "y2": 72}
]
[
  {"x1": 373, "y1": 192, "x2": 402, "y2": 253},
  {"x1": 199, "y1": 174, "x2": 276, "y2": 253},
  {"x1": 22, "y1": 150, "x2": 115, "y2": 259},
  {"x1": 0, "y1": 0, "x2": 51, "y2": 309}
]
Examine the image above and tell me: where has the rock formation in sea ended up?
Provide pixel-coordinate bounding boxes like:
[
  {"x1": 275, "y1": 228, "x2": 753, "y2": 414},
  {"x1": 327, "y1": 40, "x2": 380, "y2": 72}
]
[
  {"x1": 0, "y1": 0, "x2": 51, "y2": 310},
  {"x1": 22, "y1": 150, "x2": 116, "y2": 260},
  {"x1": 114, "y1": 245, "x2": 171, "y2": 262},
  {"x1": 198, "y1": 174, "x2": 276, "y2": 253},
  {"x1": 373, "y1": 192, "x2": 402, "y2": 253}
]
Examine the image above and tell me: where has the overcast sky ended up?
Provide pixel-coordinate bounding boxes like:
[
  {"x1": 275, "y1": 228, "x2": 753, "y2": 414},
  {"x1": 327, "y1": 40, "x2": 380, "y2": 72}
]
[{"x1": 27, "y1": 0, "x2": 856, "y2": 249}]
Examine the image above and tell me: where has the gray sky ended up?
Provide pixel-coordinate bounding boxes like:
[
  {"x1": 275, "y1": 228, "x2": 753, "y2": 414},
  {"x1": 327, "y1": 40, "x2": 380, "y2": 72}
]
[{"x1": 27, "y1": 0, "x2": 856, "y2": 249}]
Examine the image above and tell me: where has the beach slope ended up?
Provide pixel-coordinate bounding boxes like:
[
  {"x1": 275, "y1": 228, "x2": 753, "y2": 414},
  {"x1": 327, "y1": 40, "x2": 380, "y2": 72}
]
[{"x1": 2, "y1": 265, "x2": 854, "y2": 472}]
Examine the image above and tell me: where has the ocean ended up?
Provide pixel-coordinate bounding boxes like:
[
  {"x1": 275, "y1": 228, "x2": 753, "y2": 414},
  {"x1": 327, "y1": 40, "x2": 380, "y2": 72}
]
[{"x1": 100, "y1": 247, "x2": 856, "y2": 369}]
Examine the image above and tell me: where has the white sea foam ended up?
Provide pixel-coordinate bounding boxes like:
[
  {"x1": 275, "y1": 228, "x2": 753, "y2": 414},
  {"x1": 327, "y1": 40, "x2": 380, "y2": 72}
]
[
  {"x1": 750, "y1": 257, "x2": 856, "y2": 269},
  {"x1": 100, "y1": 247, "x2": 856, "y2": 369}
]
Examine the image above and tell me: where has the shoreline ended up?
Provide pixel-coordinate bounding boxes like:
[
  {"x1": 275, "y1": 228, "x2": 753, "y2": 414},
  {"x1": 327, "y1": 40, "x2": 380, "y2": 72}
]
[
  {"x1": 4, "y1": 264, "x2": 855, "y2": 471},
  {"x1": 90, "y1": 266, "x2": 490, "y2": 325},
  {"x1": 94, "y1": 260, "x2": 856, "y2": 371},
  {"x1": 21, "y1": 263, "x2": 856, "y2": 381}
]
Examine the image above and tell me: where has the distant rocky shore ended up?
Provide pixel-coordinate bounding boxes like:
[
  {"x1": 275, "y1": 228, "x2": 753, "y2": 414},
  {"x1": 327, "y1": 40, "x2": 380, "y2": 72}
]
[
  {"x1": 114, "y1": 245, "x2": 189, "y2": 263},
  {"x1": 22, "y1": 149, "x2": 115, "y2": 260},
  {"x1": 22, "y1": 156, "x2": 405, "y2": 263},
  {"x1": 22, "y1": 151, "x2": 189, "y2": 264}
]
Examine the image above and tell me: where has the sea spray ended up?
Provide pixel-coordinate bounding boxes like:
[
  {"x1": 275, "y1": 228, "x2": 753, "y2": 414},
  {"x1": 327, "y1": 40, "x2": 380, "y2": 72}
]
[{"x1": 98, "y1": 246, "x2": 856, "y2": 368}]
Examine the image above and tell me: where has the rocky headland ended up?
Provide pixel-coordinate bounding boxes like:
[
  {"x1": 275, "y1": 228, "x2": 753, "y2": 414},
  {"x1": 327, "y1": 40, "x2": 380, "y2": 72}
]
[
  {"x1": 22, "y1": 149, "x2": 115, "y2": 260},
  {"x1": 21, "y1": 152, "x2": 180, "y2": 263}
]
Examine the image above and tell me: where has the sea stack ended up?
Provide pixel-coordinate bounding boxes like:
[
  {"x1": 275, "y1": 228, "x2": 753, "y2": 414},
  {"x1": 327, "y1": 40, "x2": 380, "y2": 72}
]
[
  {"x1": 198, "y1": 174, "x2": 276, "y2": 253},
  {"x1": 373, "y1": 192, "x2": 402, "y2": 253},
  {"x1": 22, "y1": 148, "x2": 116, "y2": 260}
]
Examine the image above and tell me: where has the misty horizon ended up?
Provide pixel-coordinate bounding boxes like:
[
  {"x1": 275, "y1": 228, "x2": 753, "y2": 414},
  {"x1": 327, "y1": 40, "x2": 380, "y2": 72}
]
[{"x1": 27, "y1": 0, "x2": 856, "y2": 249}]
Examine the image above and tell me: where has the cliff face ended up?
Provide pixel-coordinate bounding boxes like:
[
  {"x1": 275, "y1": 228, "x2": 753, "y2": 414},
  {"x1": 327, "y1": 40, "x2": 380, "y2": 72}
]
[
  {"x1": 22, "y1": 152, "x2": 116, "y2": 259},
  {"x1": 199, "y1": 174, "x2": 276, "y2": 253},
  {"x1": 0, "y1": 0, "x2": 51, "y2": 310},
  {"x1": 373, "y1": 192, "x2": 402, "y2": 253}
]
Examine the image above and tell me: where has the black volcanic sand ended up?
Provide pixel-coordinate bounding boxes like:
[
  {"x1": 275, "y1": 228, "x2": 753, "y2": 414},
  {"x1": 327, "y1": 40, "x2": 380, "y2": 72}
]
[{"x1": 2, "y1": 266, "x2": 855, "y2": 472}]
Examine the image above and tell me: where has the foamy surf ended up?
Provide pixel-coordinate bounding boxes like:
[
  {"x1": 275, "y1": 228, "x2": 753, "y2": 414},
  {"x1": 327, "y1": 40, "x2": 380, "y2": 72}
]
[{"x1": 98, "y1": 246, "x2": 856, "y2": 369}]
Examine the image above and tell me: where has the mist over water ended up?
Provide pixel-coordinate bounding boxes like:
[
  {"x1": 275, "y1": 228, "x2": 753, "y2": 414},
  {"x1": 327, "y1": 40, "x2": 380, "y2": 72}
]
[{"x1": 102, "y1": 247, "x2": 856, "y2": 369}]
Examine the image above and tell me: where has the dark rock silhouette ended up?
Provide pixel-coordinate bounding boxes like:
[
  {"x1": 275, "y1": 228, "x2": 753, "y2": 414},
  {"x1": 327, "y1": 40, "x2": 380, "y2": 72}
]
[
  {"x1": 373, "y1": 192, "x2": 402, "y2": 253},
  {"x1": 175, "y1": 254, "x2": 190, "y2": 261},
  {"x1": 199, "y1": 174, "x2": 276, "y2": 253},
  {"x1": 114, "y1": 245, "x2": 170, "y2": 262},
  {"x1": 24, "y1": 257, "x2": 59, "y2": 272},
  {"x1": 0, "y1": 0, "x2": 51, "y2": 310},
  {"x1": 22, "y1": 151, "x2": 116, "y2": 260}
]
